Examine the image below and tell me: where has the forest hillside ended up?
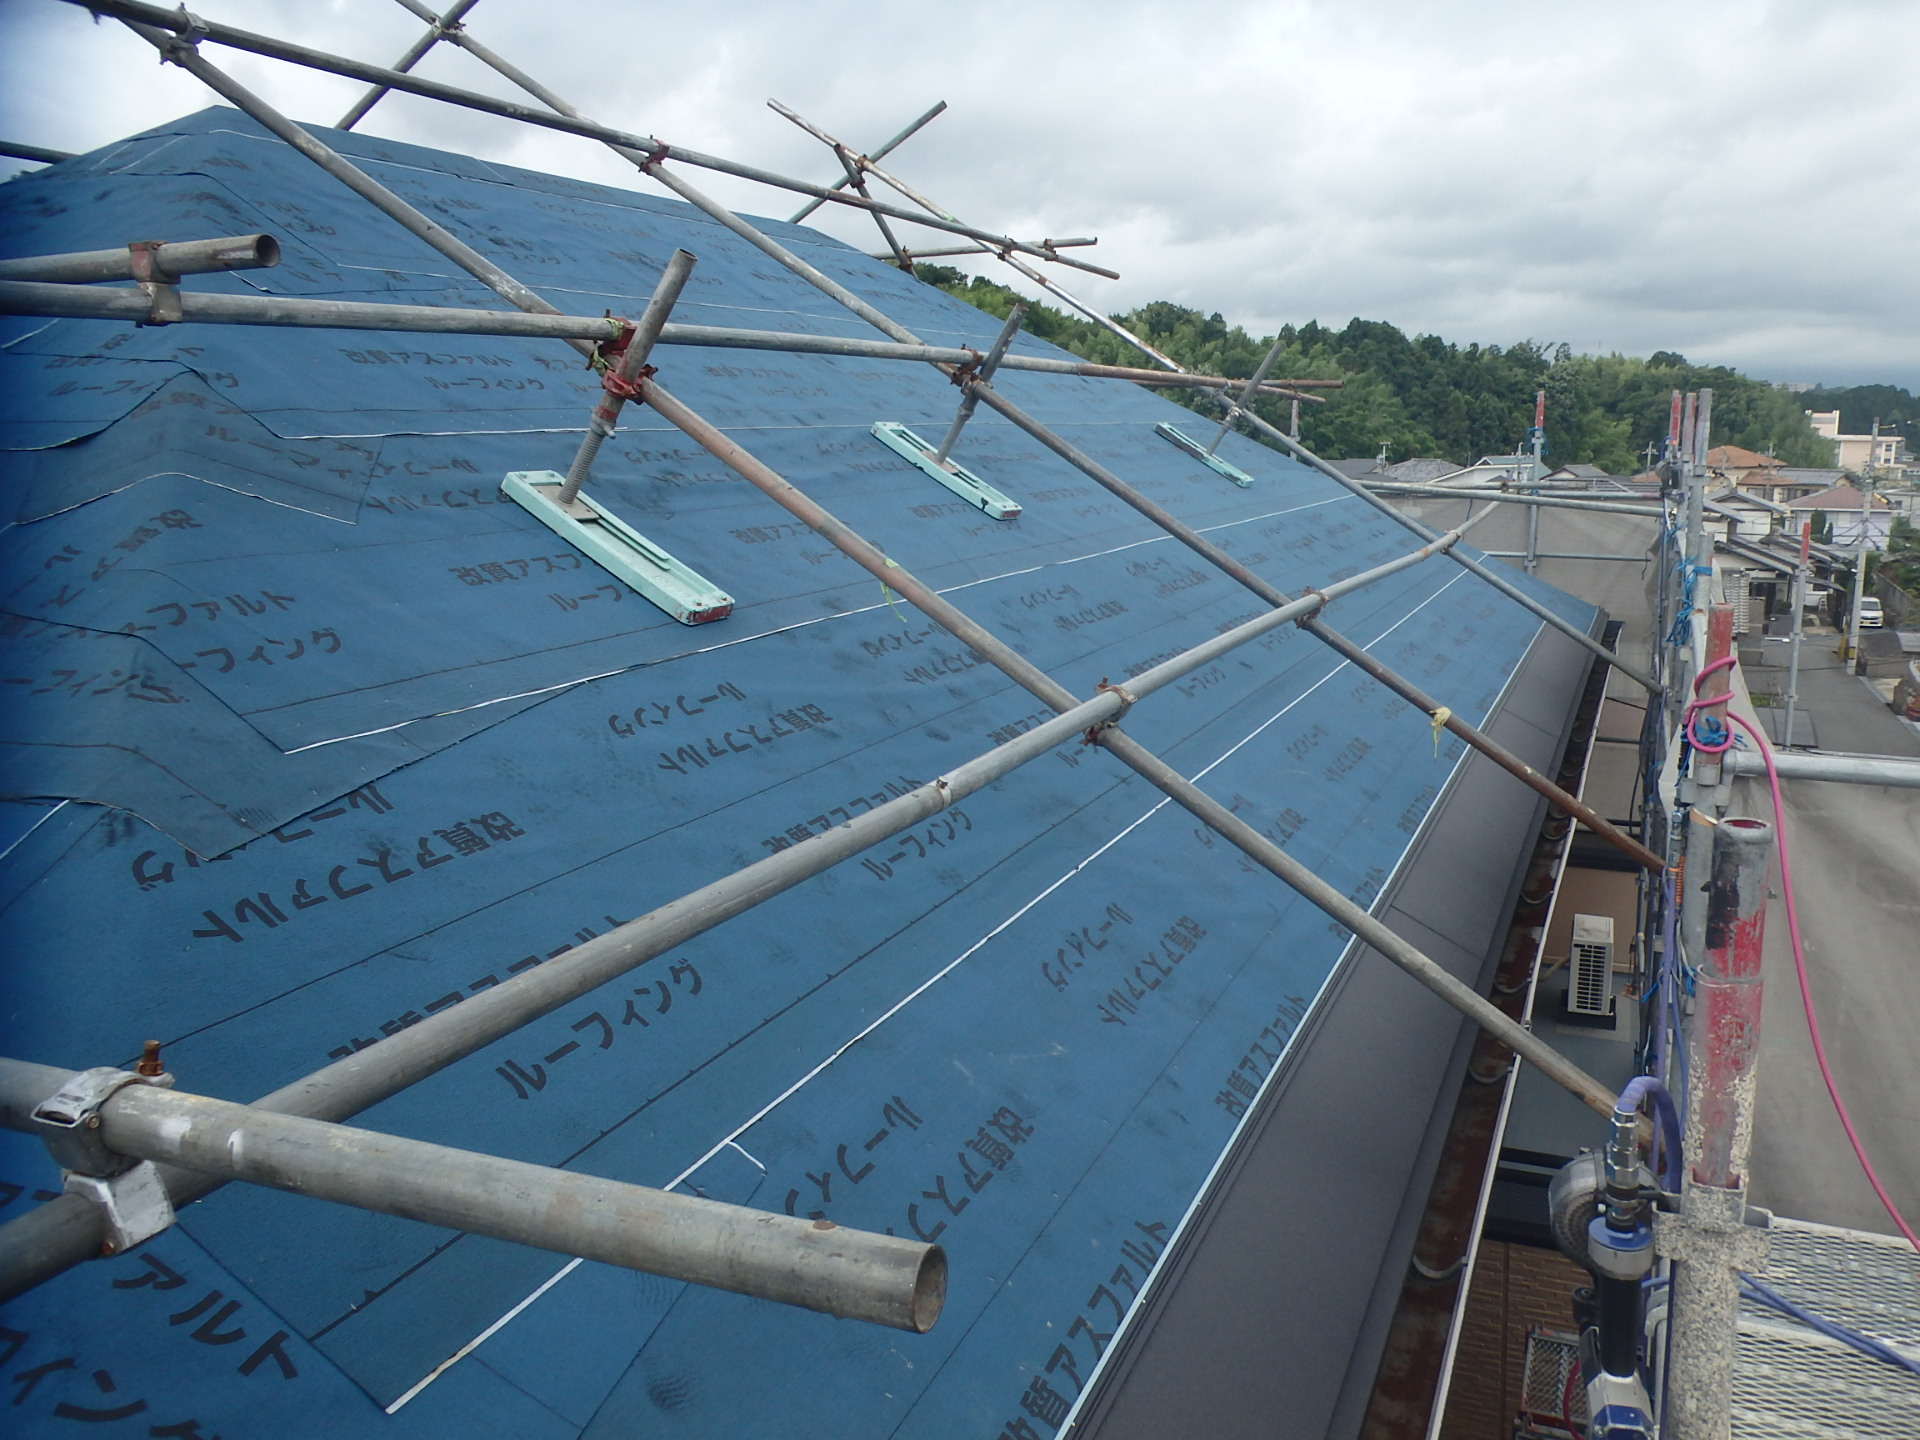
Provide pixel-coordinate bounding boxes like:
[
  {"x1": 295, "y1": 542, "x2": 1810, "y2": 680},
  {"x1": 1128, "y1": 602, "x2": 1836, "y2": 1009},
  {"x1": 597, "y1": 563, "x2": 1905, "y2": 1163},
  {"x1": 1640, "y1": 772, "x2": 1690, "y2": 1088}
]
[{"x1": 917, "y1": 266, "x2": 1911, "y2": 473}]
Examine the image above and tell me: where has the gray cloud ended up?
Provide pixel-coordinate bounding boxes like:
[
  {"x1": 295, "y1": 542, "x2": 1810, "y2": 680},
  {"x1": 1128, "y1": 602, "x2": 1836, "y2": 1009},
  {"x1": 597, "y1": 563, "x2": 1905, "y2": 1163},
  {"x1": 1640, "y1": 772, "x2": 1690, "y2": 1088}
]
[{"x1": 4, "y1": 0, "x2": 1914, "y2": 387}]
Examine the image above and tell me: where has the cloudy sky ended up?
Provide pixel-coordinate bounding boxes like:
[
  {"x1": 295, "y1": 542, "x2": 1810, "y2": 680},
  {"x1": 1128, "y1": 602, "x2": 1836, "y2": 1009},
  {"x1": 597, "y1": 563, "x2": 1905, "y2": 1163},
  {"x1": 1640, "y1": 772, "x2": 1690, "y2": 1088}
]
[{"x1": 5, "y1": 0, "x2": 1916, "y2": 389}]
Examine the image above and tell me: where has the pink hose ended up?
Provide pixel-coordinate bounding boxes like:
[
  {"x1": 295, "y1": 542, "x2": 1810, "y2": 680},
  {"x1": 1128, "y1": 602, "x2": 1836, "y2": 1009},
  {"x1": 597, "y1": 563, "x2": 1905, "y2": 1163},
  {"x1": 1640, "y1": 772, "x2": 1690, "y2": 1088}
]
[{"x1": 1726, "y1": 711, "x2": 1920, "y2": 1254}]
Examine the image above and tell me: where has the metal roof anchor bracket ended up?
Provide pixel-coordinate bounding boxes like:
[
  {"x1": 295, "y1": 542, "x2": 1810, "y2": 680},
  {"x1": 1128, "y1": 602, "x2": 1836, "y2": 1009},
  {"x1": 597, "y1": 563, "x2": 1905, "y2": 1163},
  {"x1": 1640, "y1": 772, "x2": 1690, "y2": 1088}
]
[
  {"x1": 870, "y1": 421, "x2": 1022, "y2": 520},
  {"x1": 502, "y1": 470, "x2": 734, "y2": 625},
  {"x1": 33, "y1": 1064, "x2": 177, "y2": 1255},
  {"x1": 1154, "y1": 422, "x2": 1256, "y2": 488}
]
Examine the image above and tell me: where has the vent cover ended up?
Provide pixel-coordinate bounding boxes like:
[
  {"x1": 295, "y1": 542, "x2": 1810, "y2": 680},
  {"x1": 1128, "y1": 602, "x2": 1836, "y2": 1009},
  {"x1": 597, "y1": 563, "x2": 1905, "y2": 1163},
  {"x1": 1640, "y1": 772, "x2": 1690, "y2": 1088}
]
[{"x1": 1568, "y1": 913, "x2": 1615, "y2": 1018}]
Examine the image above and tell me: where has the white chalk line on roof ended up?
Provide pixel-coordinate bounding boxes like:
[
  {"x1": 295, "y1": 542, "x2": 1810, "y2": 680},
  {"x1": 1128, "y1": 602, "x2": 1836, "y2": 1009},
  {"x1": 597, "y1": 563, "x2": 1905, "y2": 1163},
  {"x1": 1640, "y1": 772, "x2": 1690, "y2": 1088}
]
[
  {"x1": 1053, "y1": 587, "x2": 1539, "y2": 1438},
  {"x1": 0, "y1": 320, "x2": 59, "y2": 350},
  {"x1": 288, "y1": 493, "x2": 1348, "y2": 753},
  {"x1": 387, "y1": 565, "x2": 1468, "y2": 1414},
  {"x1": 0, "y1": 801, "x2": 69, "y2": 865}
]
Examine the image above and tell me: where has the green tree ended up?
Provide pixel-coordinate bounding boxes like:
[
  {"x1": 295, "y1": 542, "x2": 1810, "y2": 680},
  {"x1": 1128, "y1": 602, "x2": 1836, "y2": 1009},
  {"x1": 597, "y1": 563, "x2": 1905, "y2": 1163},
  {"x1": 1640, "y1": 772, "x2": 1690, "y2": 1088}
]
[{"x1": 908, "y1": 268, "x2": 1863, "y2": 471}]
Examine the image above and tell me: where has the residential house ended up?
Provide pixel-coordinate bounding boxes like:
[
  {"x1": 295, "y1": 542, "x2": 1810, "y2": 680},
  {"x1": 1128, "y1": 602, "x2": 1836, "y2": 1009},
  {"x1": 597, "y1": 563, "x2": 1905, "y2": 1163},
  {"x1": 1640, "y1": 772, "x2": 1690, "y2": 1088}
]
[
  {"x1": 1807, "y1": 410, "x2": 1910, "y2": 473},
  {"x1": 1705, "y1": 444, "x2": 1785, "y2": 490},
  {"x1": 1708, "y1": 486, "x2": 1788, "y2": 541},
  {"x1": 1786, "y1": 484, "x2": 1895, "y2": 547},
  {"x1": 1773, "y1": 467, "x2": 1847, "y2": 501}
]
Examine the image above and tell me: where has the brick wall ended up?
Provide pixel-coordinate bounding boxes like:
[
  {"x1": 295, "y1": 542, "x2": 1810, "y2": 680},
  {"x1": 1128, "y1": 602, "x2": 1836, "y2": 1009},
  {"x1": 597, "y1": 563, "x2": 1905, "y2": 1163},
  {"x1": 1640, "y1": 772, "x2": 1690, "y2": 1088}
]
[{"x1": 1438, "y1": 1241, "x2": 1588, "y2": 1439}]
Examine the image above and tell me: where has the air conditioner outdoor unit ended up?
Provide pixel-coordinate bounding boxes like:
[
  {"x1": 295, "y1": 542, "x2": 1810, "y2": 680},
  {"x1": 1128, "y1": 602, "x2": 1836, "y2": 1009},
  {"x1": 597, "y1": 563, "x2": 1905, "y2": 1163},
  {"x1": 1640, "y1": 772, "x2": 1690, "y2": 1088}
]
[{"x1": 1567, "y1": 914, "x2": 1615, "y2": 1019}]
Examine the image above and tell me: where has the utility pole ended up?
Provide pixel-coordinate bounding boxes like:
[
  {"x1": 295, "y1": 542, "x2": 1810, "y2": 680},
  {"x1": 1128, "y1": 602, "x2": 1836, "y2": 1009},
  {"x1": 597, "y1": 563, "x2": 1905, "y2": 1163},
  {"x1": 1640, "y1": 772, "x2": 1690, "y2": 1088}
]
[{"x1": 1842, "y1": 461, "x2": 1872, "y2": 673}]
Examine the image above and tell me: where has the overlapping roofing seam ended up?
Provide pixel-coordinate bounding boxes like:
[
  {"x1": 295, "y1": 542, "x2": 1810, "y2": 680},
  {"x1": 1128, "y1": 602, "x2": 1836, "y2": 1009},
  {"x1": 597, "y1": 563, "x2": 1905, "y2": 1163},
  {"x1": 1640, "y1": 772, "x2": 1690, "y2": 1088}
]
[{"x1": 0, "y1": 110, "x2": 1600, "y2": 1438}]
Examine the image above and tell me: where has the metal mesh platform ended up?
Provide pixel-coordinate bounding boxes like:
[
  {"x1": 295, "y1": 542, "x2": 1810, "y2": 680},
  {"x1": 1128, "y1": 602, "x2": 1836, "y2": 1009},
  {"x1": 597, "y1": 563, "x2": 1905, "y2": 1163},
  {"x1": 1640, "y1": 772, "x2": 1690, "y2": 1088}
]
[{"x1": 1734, "y1": 1217, "x2": 1920, "y2": 1438}]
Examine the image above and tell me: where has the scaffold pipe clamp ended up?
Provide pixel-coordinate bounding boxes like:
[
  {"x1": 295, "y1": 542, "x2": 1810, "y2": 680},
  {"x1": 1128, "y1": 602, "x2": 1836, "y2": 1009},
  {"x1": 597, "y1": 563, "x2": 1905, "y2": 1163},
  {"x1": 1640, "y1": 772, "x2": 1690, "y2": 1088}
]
[{"x1": 33, "y1": 1067, "x2": 178, "y2": 1255}]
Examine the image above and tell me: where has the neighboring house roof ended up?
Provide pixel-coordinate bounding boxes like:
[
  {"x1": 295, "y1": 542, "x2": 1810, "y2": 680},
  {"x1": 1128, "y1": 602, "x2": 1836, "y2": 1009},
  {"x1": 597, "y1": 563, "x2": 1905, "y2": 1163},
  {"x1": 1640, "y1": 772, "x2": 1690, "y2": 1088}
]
[
  {"x1": 1776, "y1": 468, "x2": 1847, "y2": 487},
  {"x1": 1787, "y1": 486, "x2": 1893, "y2": 510},
  {"x1": 1377, "y1": 457, "x2": 1468, "y2": 484},
  {"x1": 1328, "y1": 457, "x2": 1384, "y2": 478},
  {"x1": 1713, "y1": 487, "x2": 1793, "y2": 515},
  {"x1": 0, "y1": 110, "x2": 1601, "y2": 1440},
  {"x1": 1706, "y1": 444, "x2": 1783, "y2": 470}
]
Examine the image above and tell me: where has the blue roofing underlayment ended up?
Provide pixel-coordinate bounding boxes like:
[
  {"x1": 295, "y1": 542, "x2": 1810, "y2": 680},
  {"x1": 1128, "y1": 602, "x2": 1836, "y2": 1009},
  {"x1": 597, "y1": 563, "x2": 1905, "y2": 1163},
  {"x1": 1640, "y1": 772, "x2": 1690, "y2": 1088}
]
[{"x1": 0, "y1": 110, "x2": 1600, "y2": 1437}]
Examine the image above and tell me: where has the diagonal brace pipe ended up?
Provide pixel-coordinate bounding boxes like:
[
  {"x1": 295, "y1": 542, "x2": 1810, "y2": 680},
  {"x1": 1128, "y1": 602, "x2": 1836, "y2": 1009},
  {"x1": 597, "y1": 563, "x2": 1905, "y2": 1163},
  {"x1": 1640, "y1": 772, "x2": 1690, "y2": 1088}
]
[
  {"x1": 336, "y1": 0, "x2": 483, "y2": 131},
  {"x1": 933, "y1": 303, "x2": 1025, "y2": 466},
  {"x1": 559, "y1": 247, "x2": 696, "y2": 506},
  {"x1": 636, "y1": 379, "x2": 1620, "y2": 1122}
]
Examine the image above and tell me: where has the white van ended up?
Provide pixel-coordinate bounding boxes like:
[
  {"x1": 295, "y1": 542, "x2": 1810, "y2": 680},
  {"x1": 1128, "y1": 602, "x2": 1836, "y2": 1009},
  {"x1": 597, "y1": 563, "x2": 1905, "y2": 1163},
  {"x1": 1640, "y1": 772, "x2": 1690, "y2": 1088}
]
[{"x1": 1857, "y1": 596, "x2": 1885, "y2": 629}]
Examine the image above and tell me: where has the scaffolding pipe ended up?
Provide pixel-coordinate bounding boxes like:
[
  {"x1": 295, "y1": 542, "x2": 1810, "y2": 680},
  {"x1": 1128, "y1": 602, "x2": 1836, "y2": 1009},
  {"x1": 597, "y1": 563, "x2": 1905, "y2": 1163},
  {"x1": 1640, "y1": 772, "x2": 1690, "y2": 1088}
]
[
  {"x1": 978, "y1": 243, "x2": 1184, "y2": 372},
  {"x1": 1523, "y1": 477, "x2": 1541, "y2": 575},
  {"x1": 871, "y1": 239, "x2": 1096, "y2": 261},
  {"x1": 1206, "y1": 332, "x2": 1287, "y2": 454},
  {"x1": 1094, "y1": 724, "x2": 1621, "y2": 1122},
  {"x1": 639, "y1": 379, "x2": 1618, "y2": 1122},
  {"x1": 0, "y1": 494, "x2": 1493, "y2": 1300},
  {"x1": 933, "y1": 304, "x2": 1024, "y2": 465},
  {"x1": 0, "y1": 279, "x2": 1319, "y2": 394},
  {"x1": 1218, "y1": 400, "x2": 1663, "y2": 692},
  {"x1": 758, "y1": 95, "x2": 1183, "y2": 370},
  {"x1": 346, "y1": 16, "x2": 1196, "y2": 394},
  {"x1": 1, "y1": 140, "x2": 74, "y2": 164},
  {"x1": 1690, "y1": 605, "x2": 1737, "y2": 789},
  {"x1": 294, "y1": 5, "x2": 1248, "y2": 404},
  {"x1": 771, "y1": 97, "x2": 917, "y2": 275},
  {"x1": 1482, "y1": 552, "x2": 1652, "y2": 562},
  {"x1": 335, "y1": 0, "x2": 483, "y2": 131},
  {"x1": 1723, "y1": 749, "x2": 1920, "y2": 789},
  {"x1": 767, "y1": 100, "x2": 1118, "y2": 281},
  {"x1": 559, "y1": 248, "x2": 696, "y2": 505},
  {"x1": 770, "y1": 101, "x2": 955, "y2": 225},
  {"x1": 1664, "y1": 816, "x2": 1773, "y2": 1440},
  {"x1": 0, "y1": 233, "x2": 280, "y2": 284},
  {"x1": 1297, "y1": 622, "x2": 1667, "y2": 872},
  {"x1": 1358, "y1": 482, "x2": 1668, "y2": 519},
  {"x1": 1689, "y1": 814, "x2": 1772, "y2": 1189},
  {"x1": 1779, "y1": 532, "x2": 1809, "y2": 748},
  {"x1": 115, "y1": 16, "x2": 589, "y2": 356},
  {"x1": 81, "y1": 0, "x2": 1090, "y2": 273},
  {"x1": 72, "y1": 0, "x2": 1623, "y2": 1248},
  {"x1": 958, "y1": 382, "x2": 1663, "y2": 871},
  {"x1": 0, "y1": 1058, "x2": 942, "y2": 1332},
  {"x1": 787, "y1": 101, "x2": 947, "y2": 224},
  {"x1": 1676, "y1": 605, "x2": 1737, "y2": 1005},
  {"x1": 108, "y1": 0, "x2": 1651, "y2": 1013}
]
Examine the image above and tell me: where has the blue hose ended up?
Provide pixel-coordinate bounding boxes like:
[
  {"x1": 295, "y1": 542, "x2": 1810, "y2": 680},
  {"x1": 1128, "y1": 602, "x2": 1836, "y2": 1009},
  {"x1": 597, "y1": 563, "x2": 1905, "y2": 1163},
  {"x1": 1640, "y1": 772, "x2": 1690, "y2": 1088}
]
[
  {"x1": 1615, "y1": 1074, "x2": 1683, "y2": 1192},
  {"x1": 1740, "y1": 1274, "x2": 1920, "y2": 1379}
]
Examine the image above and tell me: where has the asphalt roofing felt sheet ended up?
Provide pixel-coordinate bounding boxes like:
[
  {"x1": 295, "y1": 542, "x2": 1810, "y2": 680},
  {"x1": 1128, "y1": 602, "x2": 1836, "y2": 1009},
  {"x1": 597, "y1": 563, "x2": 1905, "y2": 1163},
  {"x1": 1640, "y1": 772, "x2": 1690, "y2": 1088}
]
[{"x1": 0, "y1": 110, "x2": 1597, "y2": 1437}]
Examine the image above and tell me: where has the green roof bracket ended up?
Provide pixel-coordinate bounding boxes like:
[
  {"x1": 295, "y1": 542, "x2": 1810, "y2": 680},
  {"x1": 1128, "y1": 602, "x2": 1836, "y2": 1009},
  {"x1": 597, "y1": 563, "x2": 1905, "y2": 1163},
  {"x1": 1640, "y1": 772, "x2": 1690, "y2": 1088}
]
[
  {"x1": 870, "y1": 421, "x2": 1022, "y2": 520},
  {"x1": 501, "y1": 470, "x2": 734, "y2": 625},
  {"x1": 1155, "y1": 422, "x2": 1256, "y2": 488}
]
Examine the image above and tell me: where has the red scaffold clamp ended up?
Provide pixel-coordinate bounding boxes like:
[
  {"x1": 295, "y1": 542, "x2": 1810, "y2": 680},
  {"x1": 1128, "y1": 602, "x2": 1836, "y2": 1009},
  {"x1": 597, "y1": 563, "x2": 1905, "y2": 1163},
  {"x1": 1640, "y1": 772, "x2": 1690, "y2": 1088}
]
[{"x1": 602, "y1": 365, "x2": 655, "y2": 402}]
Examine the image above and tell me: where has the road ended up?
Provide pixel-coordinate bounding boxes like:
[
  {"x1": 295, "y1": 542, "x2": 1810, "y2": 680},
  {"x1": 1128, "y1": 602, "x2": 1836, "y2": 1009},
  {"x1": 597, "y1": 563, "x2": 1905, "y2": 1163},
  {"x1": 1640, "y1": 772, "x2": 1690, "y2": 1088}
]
[
  {"x1": 1391, "y1": 494, "x2": 1919, "y2": 1236},
  {"x1": 1743, "y1": 632, "x2": 1920, "y2": 1237}
]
